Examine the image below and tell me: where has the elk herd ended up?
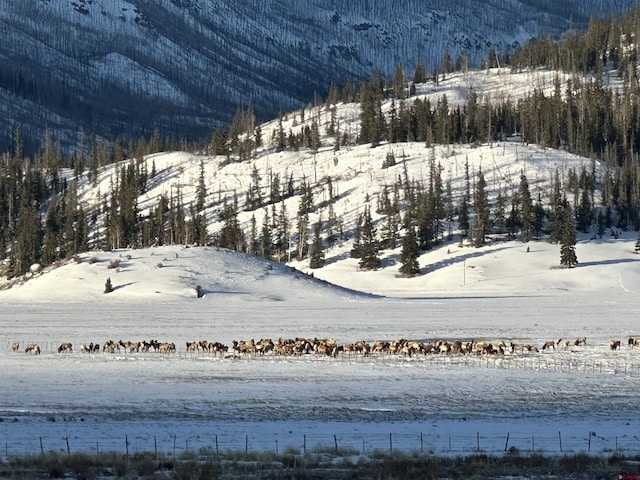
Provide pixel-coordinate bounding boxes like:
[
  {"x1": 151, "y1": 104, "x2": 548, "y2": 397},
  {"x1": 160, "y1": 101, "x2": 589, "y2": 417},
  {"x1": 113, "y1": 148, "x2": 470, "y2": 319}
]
[{"x1": 8, "y1": 336, "x2": 640, "y2": 358}]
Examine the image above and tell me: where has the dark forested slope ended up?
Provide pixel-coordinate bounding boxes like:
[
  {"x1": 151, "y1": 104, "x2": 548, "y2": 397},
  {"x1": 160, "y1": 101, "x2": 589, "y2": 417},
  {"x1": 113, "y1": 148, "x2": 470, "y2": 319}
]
[{"x1": 0, "y1": 0, "x2": 634, "y2": 152}]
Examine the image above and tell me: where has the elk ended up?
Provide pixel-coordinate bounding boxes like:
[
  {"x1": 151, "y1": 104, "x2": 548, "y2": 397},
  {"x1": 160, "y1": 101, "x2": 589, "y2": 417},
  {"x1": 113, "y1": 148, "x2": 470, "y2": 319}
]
[
  {"x1": 11, "y1": 342, "x2": 19, "y2": 352},
  {"x1": 57, "y1": 343, "x2": 73, "y2": 353},
  {"x1": 25, "y1": 344, "x2": 41, "y2": 355},
  {"x1": 542, "y1": 341, "x2": 556, "y2": 351}
]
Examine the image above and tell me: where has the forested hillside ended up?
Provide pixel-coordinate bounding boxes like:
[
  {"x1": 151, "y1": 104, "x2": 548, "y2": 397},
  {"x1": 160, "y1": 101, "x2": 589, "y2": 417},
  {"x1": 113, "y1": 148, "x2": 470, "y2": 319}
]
[
  {"x1": 2, "y1": 3, "x2": 640, "y2": 284},
  {"x1": 0, "y1": 0, "x2": 634, "y2": 153}
]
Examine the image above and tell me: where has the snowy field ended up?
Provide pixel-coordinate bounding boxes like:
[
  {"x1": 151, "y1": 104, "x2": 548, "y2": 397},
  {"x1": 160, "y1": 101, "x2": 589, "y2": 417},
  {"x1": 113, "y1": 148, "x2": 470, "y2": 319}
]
[{"x1": 2, "y1": 235, "x2": 640, "y2": 459}]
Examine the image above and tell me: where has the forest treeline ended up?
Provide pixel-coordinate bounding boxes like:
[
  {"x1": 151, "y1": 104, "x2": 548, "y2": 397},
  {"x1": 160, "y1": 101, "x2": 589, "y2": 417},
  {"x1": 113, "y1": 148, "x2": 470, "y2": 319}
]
[{"x1": 2, "y1": 4, "x2": 640, "y2": 279}]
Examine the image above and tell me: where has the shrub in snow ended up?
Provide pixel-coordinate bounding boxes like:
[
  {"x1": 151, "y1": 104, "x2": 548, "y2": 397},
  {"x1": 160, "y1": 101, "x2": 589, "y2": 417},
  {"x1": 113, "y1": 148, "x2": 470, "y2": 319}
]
[
  {"x1": 195, "y1": 285, "x2": 204, "y2": 298},
  {"x1": 108, "y1": 259, "x2": 120, "y2": 269},
  {"x1": 89, "y1": 256, "x2": 98, "y2": 264},
  {"x1": 157, "y1": 262, "x2": 164, "y2": 268},
  {"x1": 104, "y1": 277, "x2": 113, "y2": 294}
]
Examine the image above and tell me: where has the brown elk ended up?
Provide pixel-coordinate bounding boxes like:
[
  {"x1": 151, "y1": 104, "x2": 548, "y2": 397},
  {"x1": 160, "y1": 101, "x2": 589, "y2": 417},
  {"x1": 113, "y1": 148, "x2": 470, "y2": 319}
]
[
  {"x1": 25, "y1": 344, "x2": 41, "y2": 355},
  {"x1": 542, "y1": 341, "x2": 556, "y2": 351},
  {"x1": 610, "y1": 339, "x2": 622, "y2": 351},
  {"x1": 11, "y1": 342, "x2": 19, "y2": 352},
  {"x1": 57, "y1": 342, "x2": 73, "y2": 353}
]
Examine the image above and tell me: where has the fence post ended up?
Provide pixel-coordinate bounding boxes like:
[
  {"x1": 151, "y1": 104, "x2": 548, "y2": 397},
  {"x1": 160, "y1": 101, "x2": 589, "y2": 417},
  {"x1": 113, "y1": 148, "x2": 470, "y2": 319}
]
[
  {"x1": 245, "y1": 435, "x2": 248, "y2": 455},
  {"x1": 154, "y1": 436, "x2": 157, "y2": 460},
  {"x1": 504, "y1": 433, "x2": 510, "y2": 452},
  {"x1": 303, "y1": 434, "x2": 306, "y2": 454},
  {"x1": 558, "y1": 431, "x2": 563, "y2": 453},
  {"x1": 40, "y1": 437, "x2": 43, "y2": 454},
  {"x1": 215, "y1": 435, "x2": 219, "y2": 456},
  {"x1": 588, "y1": 431, "x2": 591, "y2": 452},
  {"x1": 125, "y1": 435, "x2": 129, "y2": 458},
  {"x1": 389, "y1": 433, "x2": 393, "y2": 453},
  {"x1": 65, "y1": 436, "x2": 70, "y2": 455},
  {"x1": 420, "y1": 433, "x2": 423, "y2": 453},
  {"x1": 334, "y1": 434, "x2": 338, "y2": 453},
  {"x1": 476, "y1": 432, "x2": 480, "y2": 453}
]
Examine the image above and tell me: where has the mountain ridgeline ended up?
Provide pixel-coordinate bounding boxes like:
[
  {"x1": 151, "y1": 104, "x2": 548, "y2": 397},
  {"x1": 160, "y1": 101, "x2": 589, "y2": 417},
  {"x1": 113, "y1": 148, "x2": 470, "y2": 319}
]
[{"x1": 0, "y1": 0, "x2": 635, "y2": 153}]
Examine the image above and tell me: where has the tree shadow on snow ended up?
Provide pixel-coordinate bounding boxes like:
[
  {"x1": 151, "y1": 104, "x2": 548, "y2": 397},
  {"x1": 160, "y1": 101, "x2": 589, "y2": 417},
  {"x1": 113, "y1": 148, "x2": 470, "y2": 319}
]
[
  {"x1": 112, "y1": 282, "x2": 136, "y2": 291},
  {"x1": 578, "y1": 258, "x2": 640, "y2": 268},
  {"x1": 421, "y1": 245, "x2": 515, "y2": 275}
]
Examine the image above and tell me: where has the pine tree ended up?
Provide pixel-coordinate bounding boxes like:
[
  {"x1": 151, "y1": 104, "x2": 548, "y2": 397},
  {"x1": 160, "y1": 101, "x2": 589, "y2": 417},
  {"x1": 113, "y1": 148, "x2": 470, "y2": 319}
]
[
  {"x1": 358, "y1": 206, "x2": 381, "y2": 271},
  {"x1": 359, "y1": 70, "x2": 386, "y2": 147},
  {"x1": 218, "y1": 203, "x2": 245, "y2": 251},
  {"x1": 195, "y1": 159, "x2": 207, "y2": 213},
  {"x1": 473, "y1": 167, "x2": 490, "y2": 247},
  {"x1": 248, "y1": 214, "x2": 259, "y2": 255},
  {"x1": 260, "y1": 211, "x2": 273, "y2": 259},
  {"x1": 309, "y1": 219, "x2": 325, "y2": 269},
  {"x1": 399, "y1": 221, "x2": 420, "y2": 277},
  {"x1": 559, "y1": 197, "x2": 579, "y2": 268},
  {"x1": 11, "y1": 198, "x2": 43, "y2": 277},
  {"x1": 350, "y1": 213, "x2": 363, "y2": 259},
  {"x1": 519, "y1": 171, "x2": 535, "y2": 241},
  {"x1": 458, "y1": 193, "x2": 470, "y2": 237}
]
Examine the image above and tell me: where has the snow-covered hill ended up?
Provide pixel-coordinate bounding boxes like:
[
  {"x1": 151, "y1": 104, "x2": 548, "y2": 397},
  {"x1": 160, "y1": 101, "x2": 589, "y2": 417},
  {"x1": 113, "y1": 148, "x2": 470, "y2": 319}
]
[{"x1": 0, "y1": 68, "x2": 632, "y2": 299}]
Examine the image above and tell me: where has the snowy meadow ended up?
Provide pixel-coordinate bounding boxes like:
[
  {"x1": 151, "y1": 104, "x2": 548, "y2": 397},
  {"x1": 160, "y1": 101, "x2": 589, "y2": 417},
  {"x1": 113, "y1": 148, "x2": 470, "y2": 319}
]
[
  {"x1": 1, "y1": 233, "x2": 640, "y2": 459},
  {"x1": 1, "y1": 67, "x2": 640, "y2": 461}
]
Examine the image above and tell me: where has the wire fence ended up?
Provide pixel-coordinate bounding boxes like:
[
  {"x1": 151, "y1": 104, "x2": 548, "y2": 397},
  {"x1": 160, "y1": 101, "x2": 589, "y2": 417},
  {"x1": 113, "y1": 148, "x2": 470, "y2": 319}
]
[{"x1": 1, "y1": 429, "x2": 638, "y2": 459}]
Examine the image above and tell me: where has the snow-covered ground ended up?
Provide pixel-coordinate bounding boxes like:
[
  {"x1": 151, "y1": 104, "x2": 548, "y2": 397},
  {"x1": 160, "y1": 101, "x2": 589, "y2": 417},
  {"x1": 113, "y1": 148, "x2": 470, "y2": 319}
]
[
  {"x1": 1, "y1": 67, "x2": 639, "y2": 459},
  {"x1": 2, "y1": 234, "x2": 640, "y2": 458}
]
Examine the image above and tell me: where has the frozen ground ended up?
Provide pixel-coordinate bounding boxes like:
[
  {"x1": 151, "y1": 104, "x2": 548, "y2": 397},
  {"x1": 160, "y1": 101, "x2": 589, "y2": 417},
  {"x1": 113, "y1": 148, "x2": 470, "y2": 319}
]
[{"x1": 1, "y1": 237, "x2": 640, "y2": 458}]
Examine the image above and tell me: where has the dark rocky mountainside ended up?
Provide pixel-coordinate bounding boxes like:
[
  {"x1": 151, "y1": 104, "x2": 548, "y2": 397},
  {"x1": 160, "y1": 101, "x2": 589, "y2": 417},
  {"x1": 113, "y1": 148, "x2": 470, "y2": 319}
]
[{"x1": 0, "y1": 0, "x2": 633, "y2": 152}]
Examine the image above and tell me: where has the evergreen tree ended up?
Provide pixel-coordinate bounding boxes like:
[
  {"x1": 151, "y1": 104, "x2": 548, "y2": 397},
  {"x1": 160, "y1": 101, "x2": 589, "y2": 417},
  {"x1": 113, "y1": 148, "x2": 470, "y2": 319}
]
[
  {"x1": 559, "y1": 197, "x2": 579, "y2": 268},
  {"x1": 358, "y1": 206, "x2": 381, "y2": 271},
  {"x1": 576, "y1": 186, "x2": 593, "y2": 233},
  {"x1": 11, "y1": 198, "x2": 43, "y2": 277},
  {"x1": 413, "y1": 63, "x2": 428, "y2": 84},
  {"x1": 248, "y1": 214, "x2": 259, "y2": 255},
  {"x1": 473, "y1": 167, "x2": 490, "y2": 247},
  {"x1": 309, "y1": 219, "x2": 325, "y2": 269},
  {"x1": 218, "y1": 203, "x2": 245, "y2": 251},
  {"x1": 399, "y1": 221, "x2": 420, "y2": 276},
  {"x1": 493, "y1": 190, "x2": 507, "y2": 234},
  {"x1": 518, "y1": 171, "x2": 535, "y2": 241},
  {"x1": 350, "y1": 213, "x2": 363, "y2": 259},
  {"x1": 195, "y1": 159, "x2": 207, "y2": 213},
  {"x1": 359, "y1": 71, "x2": 386, "y2": 147},
  {"x1": 458, "y1": 193, "x2": 470, "y2": 237},
  {"x1": 260, "y1": 210, "x2": 273, "y2": 259}
]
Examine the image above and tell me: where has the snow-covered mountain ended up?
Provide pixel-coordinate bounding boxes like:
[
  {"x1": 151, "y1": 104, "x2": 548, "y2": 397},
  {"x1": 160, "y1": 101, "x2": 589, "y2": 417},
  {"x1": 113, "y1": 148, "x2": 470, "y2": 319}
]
[{"x1": 0, "y1": 0, "x2": 634, "y2": 152}]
